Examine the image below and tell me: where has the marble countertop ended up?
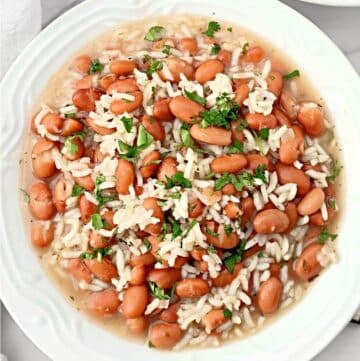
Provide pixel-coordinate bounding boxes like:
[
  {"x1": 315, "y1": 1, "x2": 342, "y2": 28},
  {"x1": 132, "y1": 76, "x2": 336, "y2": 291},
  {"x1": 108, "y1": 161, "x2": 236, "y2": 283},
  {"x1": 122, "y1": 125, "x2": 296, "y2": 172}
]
[{"x1": 1, "y1": 0, "x2": 359, "y2": 360}]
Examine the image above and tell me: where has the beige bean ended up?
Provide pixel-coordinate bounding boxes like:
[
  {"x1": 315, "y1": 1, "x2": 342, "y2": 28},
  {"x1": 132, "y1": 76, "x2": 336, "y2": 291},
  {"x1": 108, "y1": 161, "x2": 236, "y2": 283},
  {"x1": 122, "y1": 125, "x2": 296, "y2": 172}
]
[
  {"x1": 74, "y1": 175, "x2": 95, "y2": 191},
  {"x1": 169, "y1": 96, "x2": 205, "y2": 123},
  {"x1": 130, "y1": 265, "x2": 148, "y2": 286},
  {"x1": 221, "y1": 183, "x2": 236, "y2": 195},
  {"x1": 161, "y1": 57, "x2": 194, "y2": 82},
  {"x1": 79, "y1": 194, "x2": 97, "y2": 223},
  {"x1": 61, "y1": 118, "x2": 84, "y2": 137},
  {"x1": 284, "y1": 202, "x2": 298, "y2": 233},
  {"x1": 256, "y1": 277, "x2": 283, "y2": 315},
  {"x1": 266, "y1": 71, "x2": 283, "y2": 97},
  {"x1": 148, "y1": 322, "x2": 182, "y2": 349},
  {"x1": 72, "y1": 88, "x2": 102, "y2": 112},
  {"x1": 110, "y1": 91, "x2": 143, "y2": 115},
  {"x1": 294, "y1": 243, "x2": 323, "y2": 281},
  {"x1": 86, "y1": 116, "x2": 116, "y2": 135},
  {"x1": 147, "y1": 268, "x2": 181, "y2": 289},
  {"x1": 190, "y1": 124, "x2": 232, "y2": 146},
  {"x1": 126, "y1": 317, "x2": 148, "y2": 334},
  {"x1": 298, "y1": 105, "x2": 325, "y2": 137},
  {"x1": 241, "y1": 46, "x2": 264, "y2": 63},
  {"x1": 297, "y1": 188, "x2": 325, "y2": 215},
  {"x1": 175, "y1": 278, "x2": 210, "y2": 298},
  {"x1": 210, "y1": 154, "x2": 247, "y2": 174},
  {"x1": 153, "y1": 98, "x2": 174, "y2": 121},
  {"x1": 109, "y1": 60, "x2": 136, "y2": 75},
  {"x1": 53, "y1": 177, "x2": 70, "y2": 213},
  {"x1": 246, "y1": 154, "x2": 269, "y2": 171},
  {"x1": 41, "y1": 113, "x2": 64, "y2": 134},
  {"x1": 240, "y1": 197, "x2": 255, "y2": 225},
  {"x1": 230, "y1": 119, "x2": 245, "y2": 142},
  {"x1": 115, "y1": 158, "x2": 135, "y2": 195},
  {"x1": 205, "y1": 223, "x2": 240, "y2": 249},
  {"x1": 140, "y1": 150, "x2": 161, "y2": 179},
  {"x1": 130, "y1": 252, "x2": 156, "y2": 267},
  {"x1": 68, "y1": 258, "x2": 92, "y2": 283},
  {"x1": 89, "y1": 230, "x2": 110, "y2": 248},
  {"x1": 280, "y1": 90, "x2": 297, "y2": 120},
  {"x1": 122, "y1": 285, "x2": 148, "y2": 318},
  {"x1": 212, "y1": 263, "x2": 243, "y2": 287},
  {"x1": 157, "y1": 157, "x2": 177, "y2": 182},
  {"x1": 276, "y1": 163, "x2": 311, "y2": 195},
  {"x1": 234, "y1": 84, "x2": 250, "y2": 106},
  {"x1": 98, "y1": 73, "x2": 116, "y2": 91},
  {"x1": 142, "y1": 115, "x2": 165, "y2": 142},
  {"x1": 178, "y1": 37, "x2": 198, "y2": 55},
  {"x1": 86, "y1": 288, "x2": 120, "y2": 316},
  {"x1": 160, "y1": 302, "x2": 180, "y2": 323},
  {"x1": 28, "y1": 182, "x2": 56, "y2": 220},
  {"x1": 188, "y1": 198, "x2": 205, "y2": 218},
  {"x1": 63, "y1": 137, "x2": 85, "y2": 161},
  {"x1": 279, "y1": 137, "x2": 300, "y2": 165},
  {"x1": 224, "y1": 202, "x2": 241, "y2": 219},
  {"x1": 143, "y1": 197, "x2": 164, "y2": 235},
  {"x1": 195, "y1": 59, "x2": 225, "y2": 84},
  {"x1": 217, "y1": 49, "x2": 231, "y2": 67},
  {"x1": 31, "y1": 138, "x2": 57, "y2": 179},
  {"x1": 272, "y1": 106, "x2": 292, "y2": 127},
  {"x1": 201, "y1": 187, "x2": 222, "y2": 205},
  {"x1": 245, "y1": 113, "x2": 277, "y2": 130},
  {"x1": 106, "y1": 78, "x2": 139, "y2": 94},
  {"x1": 202, "y1": 309, "x2": 226, "y2": 332},
  {"x1": 84, "y1": 258, "x2": 118, "y2": 282},
  {"x1": 72, "y1": 55, "x2": 91, "y2": 74},
  {"x1": 253, "y1": 209, "x2": 290, "y2": 234},
  {"x1": 31, "y1": 221, "x2": 55, "y2": 247}
]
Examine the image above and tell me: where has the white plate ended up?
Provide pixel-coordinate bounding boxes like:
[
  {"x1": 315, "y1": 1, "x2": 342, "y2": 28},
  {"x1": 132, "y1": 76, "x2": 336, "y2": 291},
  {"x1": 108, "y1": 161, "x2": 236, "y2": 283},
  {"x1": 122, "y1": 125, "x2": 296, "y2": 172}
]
[
  {"x1": 1, "y1": 0, "x2": 360, "y2": 360},
  {"x1": 297, "y1": 0, "x2": 360, "y2": 6}
]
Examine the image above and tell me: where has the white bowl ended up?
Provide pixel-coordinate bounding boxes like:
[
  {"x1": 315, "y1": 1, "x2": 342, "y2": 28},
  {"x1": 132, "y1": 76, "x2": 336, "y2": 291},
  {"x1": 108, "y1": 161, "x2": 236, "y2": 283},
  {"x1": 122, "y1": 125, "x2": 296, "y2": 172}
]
[
  {"x1": 1, "y1": 0, "x2": 360, "y2": 360},
  {"x1": 297, "y1": 0, "x2": 360, "y2": 6}
]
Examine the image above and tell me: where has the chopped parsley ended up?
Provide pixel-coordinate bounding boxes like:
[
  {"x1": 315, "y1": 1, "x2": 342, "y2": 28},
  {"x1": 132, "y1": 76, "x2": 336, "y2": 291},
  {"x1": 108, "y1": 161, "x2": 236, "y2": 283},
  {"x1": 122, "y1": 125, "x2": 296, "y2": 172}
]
[
  {"x1": 257, "y1": 251, "x2": 264, "y2": 258},
  {"x1": 235, "y1": 119, "x2": 248, "y2": 131},
  {"x1": 328, "y1": 199, "x2": 337, "y2": 210},
  {"x1": 19, "y1": 188, "x2": 29, "y2": 203},
  {"x1": 214, "y1": 171, "x2": 254, "y2": 192},
  {"x1": 223, "y1": 308, "x2": 232, "y2": 318},
  {"x1": 146, "y1": 58, "x2": 163, "y2": 76},
  {"x1": 64, "y1": 112, "x2": 77, "y2": 119},
  {"x1": 64, "y1": 136, "x2": 79, "y2": 155},
  {"x1": 254, "y1": 165, "x2": 267, "y2": 183},
  {"x1": 228, "y1": 140, "x2": 244, "y2": 154},
  {"x1": 148, "y1": 341, "x2": 155, "y2": 348},
  {"x1": 94, "y1": 175, "x2": 114, "y2": 208},
  {"x1": 227, "y1": 27, "x2": 232, "y2": 32},
  {"x1": 202, "y1": 21, "x2": 221, "y2": 38},
  {"x1": 91, "y1": 213, "x2": 104, "y2": 230},
  {"x1": 242, "y1": 42, "x2": 249, "y2": 54},
  {"x1": 223, "y1": 239, "x2": 247, "y2": 273},
  {"x1": 143, "y1": 238, "x2": 152, "y2": 251},
  {"x1": 203, "y1": 171, "x2": 216, "y2": 180},
  {"x1": 88, "y1": 59, "x2": 104, "y2": 74},
  {"x1": 168, "y1": 191, "x2": 181, "y2": 199},
  {"x1": 208, "y1": 245, "x2": 217, "y2": 254},
  {"x1": 258, "y1": 128, "x2": 270, "y2": 140},
  {"x1": 162, "y1": 44, "x2": 171, "y2": 55},
  {"x1": 165, "y1": 172, "x2": 192, "y2": 189},
  {"x1": 183, "y1": 220, "x2": 198, "y2": 237},
  {"x1": 200, "y1": 93, "x2": 239, "y2": 129},
  {"x1": 184, "y1": 89, "x2": 206, "y2": 106},
  {"x1": 326, "y1": 160, "x2": 342, "y2": 182},
  {"x1": 168, "y1": 217, "x2": 182, "y2": 239},
  {"x1": 148, "y1": 281, "x2": 170, "y2": 300},
  {"x1": 252, "y1": 128, "x2": 269, "y2": 155},
  {"x1": 318, "y1": 227, "x2": 337, "y2": 244},
  {"x1": 71, "y1": 184, "x2": 84, "y2": 197},
  {"x1": 144, "y1": 26, "x2": 165, "y2": 42},
  {"x1": 120, "y1": 116, "x2": 133, "y2": 133},
  {"x1": 206, "y1": 227, "x2": 219, "y2": 237},
  {"x1": 283, "y1": 69, "x2": 300, "y2": 80},
  {"x1": 180, "y1": 123, "x2": 205, "y2": 154},
  {"x1": 224, "y1": 224, "x2": 233, "y2": 236},
  {"x1": 80, "y1": 247, "x2": 113, "y2": 261},
  {"x1": 210, "y1": 44, "x2": 221, "y2": 55}
]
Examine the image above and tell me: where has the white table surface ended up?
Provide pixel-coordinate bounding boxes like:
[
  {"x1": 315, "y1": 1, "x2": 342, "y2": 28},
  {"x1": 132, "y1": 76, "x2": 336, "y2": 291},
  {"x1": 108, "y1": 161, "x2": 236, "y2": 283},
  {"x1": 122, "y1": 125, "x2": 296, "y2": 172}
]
[{"x1": 1, "y1": 0, "x2": 359, "y2": 360}]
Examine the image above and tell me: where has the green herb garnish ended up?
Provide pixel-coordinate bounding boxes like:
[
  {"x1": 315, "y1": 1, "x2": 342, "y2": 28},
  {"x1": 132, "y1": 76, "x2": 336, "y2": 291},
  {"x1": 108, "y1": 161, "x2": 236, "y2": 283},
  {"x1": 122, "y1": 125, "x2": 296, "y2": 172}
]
[
  {"x1": 146, "y1": 58, "x2": 163, "y2": 76},
  {"x1": 227, "y1": 27, "x2": 232, "y2": 32},
  {"x1": 327, "y1": 160, "x2": 342, "y2": 182},
  {"x1": 72, "y1": 184, "x2": 84, "y2": 197},
  {"x1": 162, "y1": 44, "x2": 171, "y2": 55},
  {"x1": 19, "y1": 188, "x2": 29, "y2": 203},
  {"x1": 206, "y1": 227, "x2": 219, "y2": 237},
  {"x1": 183, "y1": 220, "x2": 198, "y2": 237},
  {"x1": 228, "y1": 140, "x2": 244, "y2": 154},
  {"x1": 88, "y1": 59, "x2": 104, "y2": 74},
  {"x1": 143, "y1": 238, "x2": 152, "y2": 251},
  {"x1": 242, "y1": 42, "x2": 249, "y2": 54},
  {"x1": 224, "y1": 224, "x2": 233, "y2": 236},
  {"x1": 223, "y1": 308, "x2": 232, "y2": 318},
  {"x1": 254, "y1": 164, "x2": 267, "y2": 183},
  {"x1": 318, "y1": 227, "x2": 337, "y2": 244},
  {"x1": 148, "y1": 281, "x2": 170, "y2": 300},
  {"x1": 283, "y1": 70, "x2": 300, "y2": 80},
  {"x1": 235, "y1": 119, "x2": 248, "y2": 131},
  {"x1": 80, "y1": 247, "x2": 113, "y2": 261},
  {"x1": 120, "y1": 116, "x2": 133, "y2": 133},
  {"x1": 91, "y1": 213, "x2": 104, "y2": 230},
  {"x1": 258, "y1": 128, "x2": 269, "y2": 140},
  {"x1": 144, "y1": 26, "x2": 165, "y2": 42},
  {"x1": 223, "y1": 239, "x2": 247, "y2": 273},
  {"x1": 184, "y1": 89, "x2": 206, "y2": 106},
  {"x1": 202, "y1": 21, "x2": 221, "y2": 38},
  {"x1": 94, "y1": 175, "x2": 114, "y2": 208},
  {"x1": 64, "y1": 112, "x2": 77, "y2": 119},
  {"x1": 210, "y1": 44, "x2": 221, "y2": 55},
  {"x1": 64, "y1": 137, "x2": 79, "y2": 155},
  {"x1": 148, "y1": 341, "x2": 155, "y2": 348},
  {"x1": 165, "y1": 172, "x2": 192, "y2": 189},
  {"x1": 168, "y1": 217, "x2": 182, "y2": 239},
  {"x1": 328, "y1": 199, "x2": 337, "y2": 210},
  {"x1": 208, "y1": 245, "x2": 217, "y2": 254}
]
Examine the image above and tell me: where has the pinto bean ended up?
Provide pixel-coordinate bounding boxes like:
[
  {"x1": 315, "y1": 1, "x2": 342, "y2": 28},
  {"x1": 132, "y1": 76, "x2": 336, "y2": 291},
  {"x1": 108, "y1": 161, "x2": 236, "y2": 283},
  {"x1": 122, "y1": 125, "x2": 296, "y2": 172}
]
[
  {"x1": 72, "y1": 55, "x2": 91, "y2": 74},
  {"x1": 280, "y1": 90, "x2": 297, "y2": 120},
  {"x1": 178, "y1": 37, "x2": 198, "y2": 55},
  {"x1": 207, "y1": 223, "x2": 240, "y2": 249},
  {"x1": 86, "y1": 288, "x2": 120, "y2": 316},
  {"x1": 84, "y1": 258, "x2": 118, "y2": 282},
  {"x1": 109, "y1": 60, "x2": 136, "y2": 75},
  {"x1": 195, "y1": 59, "x2": 224, "y2": 84},
  {"x1": 61, "y1": 118, "x2": 84, "y2": 136},
  {"x1": 211, "y1": 154, "x2": 247, "y2": 174},
  {"x1": 148, "y1": 322, "x2": 182, "y2": 349},
  {"x1": 28, "y1": 182, "x2": 56, "y2": 220},
  {"x1": 153, "y1": 98, "x2": 174, "y2": 121},
  {"x1": 169, "y1": 96, "x2": 205, "y2": 123},
  {"x1": 41, "y1": 113, "x2": 64, "y2": 134},
  {"x1": 130, "y1": 252, "x2": 156, "y2": 267},
  {"x1": 256, "y1": 277, "x2": 283, "y2": 315},
  {"x1": 160, "y1": 302, "x2": 180, "y2": 323},
  {"x1": 309, "y1": 206, "x2": 336, "y2": 226},
  {"x1": 74, "y1": 175, "x2": 95, "y2": 191},
  {"x1": 246, "y1": 154, "x2": 269, "y2": 171},
  {"x1": 276, "y1": 163, "x2": 311, "y2": 195},
  {"x1": 241, "y1": 46, "x2": 264, "y2": 63},
  {"x1": 107, "y1": 78, "x2": 139, "y2": 93},
  {"x1": 115, "y1": 158, "x2": 134, "y2": 195},
  {"x1": 266, "y1": 71, "x2": 283, "y2": 97},
  {"x1": 176, "y1": 278, "x2": 210, "y2": 298},
  {"x1": 130, "y1": 265, "x2": 148, "y2": 286},
  {"x1": 297, "y1": 105, "x2": 325, "y2": 137},
  {"x1": 284, "y1": 202, "x2": 298, "y2": 233},
  {"x1": 230, "y1": 119, "x2": 245, "y2": 142},
  {"x1": 147, "y1": 268, "x2": 181, "y2": 289},
  {"x1": 161, "y1": 57, "x2": 194, "y2": 82},
  {"x1": 253, "y1": 209, "x2": 290, "y2": 234},
  {"x1": 79, "y1": 194, "x2": 97, "y2": 223},
  {"x1": 89, "y1": 230, "x2": 109, "y2": 248},
  {"x1": 68, "y1": 258, "x2": 92, "y2": 283},
  {"x1": 53, "y1": 177, "x2": 70, "y2": 213},
  {"x1": 110, "y1": 91, "x2": 143, "y2": 115},
  {"x1": 269, "y1": 263, "x2": 281, "y2": 278},
  {"x1": 222, "y1": 183, "x2": 236, "y2": 195},
  {"x1": 126, "y1": 317, "x2": 147, "y2": 334},
  {"x1": 143, "y1": 197, "x2": 164, "y2": 235},
  {"x1": 272, "y1": 106, "x2": 292, "y2": 127},
  {"x1": 31, "y1": 221, "x2": 55, "y2": 247},
  {"x1": 224, "y1": 202, "x2": 241, "y2": 219},
  {"x1": 190, "y1": 248, "x2": 208, "y2": 261},
  {"x1": 297, "y1": 188, "x2": 325, "y2": 216},
  {"x1": 294, "y1": 243, "x2": 323, "y2": 281},
  {"x1": 98, "y1": 73, "x2": 116, "y2": 91},
  {"x1": 142, "y1": 115, "x2": 165, "y2": 142},
  {"x1": 140, "y1": 150, "x2": 161, "y2": 179},
  {"x1": 234, "y1": 83, "x2": 250, "y2": 106},
  {"x1": 212, "y1": 263, "x2": 243, "y2": 287},
  {"x1": 72, "y1": 88, "x2": 102, "y2": 112},
  {"x1": 217, "y1": 49, "x2": 231, "y2": 67},
  {"x1": 101, "y1": 210, "x2": 115, "y2": 228},
  {"x1": 63, "y1": 137, "x2": 85, "y2": 161},
  {"x1": 202, "y1": 309, "x2": 226, "y2": 332},
  {"x1": 201, "y1": 187, "x2": 222, "y2": 205},
  {"x1": 189, "y1": 198, "x2": 205, "y2": 218},
  {"x1": 245, "y1": 113, "x2": 277, "y2": 130},
  {"x1": 86, "y1": 116, "x2": 115, "y2": 135},
  {"x1": 75, "y1": 75, "x2": 93, "y2": 90},
  {"x1": 279, "y1": 137, "x2": 300, "y2": 165},
  {"x1": 31, "y1": 138, "x2": 57, "y2": 178},
  {"x1": 157, "y1": 157, "x2": 177, "y2": 182},
  {"x1": 240, "y1": 197, "x2": 255, "y2": 225},
  {"x1": 122, "y1": 285, "x2": 148, "y2": 318},
  {"x1": 190, "y1": 124, "x2": 232, "y2": 146},
  {"x1": 92, "y1": 145, "x2": 106, "y2": 164}
]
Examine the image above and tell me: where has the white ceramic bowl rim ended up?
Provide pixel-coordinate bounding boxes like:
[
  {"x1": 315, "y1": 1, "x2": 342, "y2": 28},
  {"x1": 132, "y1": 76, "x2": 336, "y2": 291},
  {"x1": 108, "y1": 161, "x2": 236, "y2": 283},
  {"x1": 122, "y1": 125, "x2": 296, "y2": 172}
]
[{"x1": 1, "y1": 1, "x2": 360, "y2": 361}]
